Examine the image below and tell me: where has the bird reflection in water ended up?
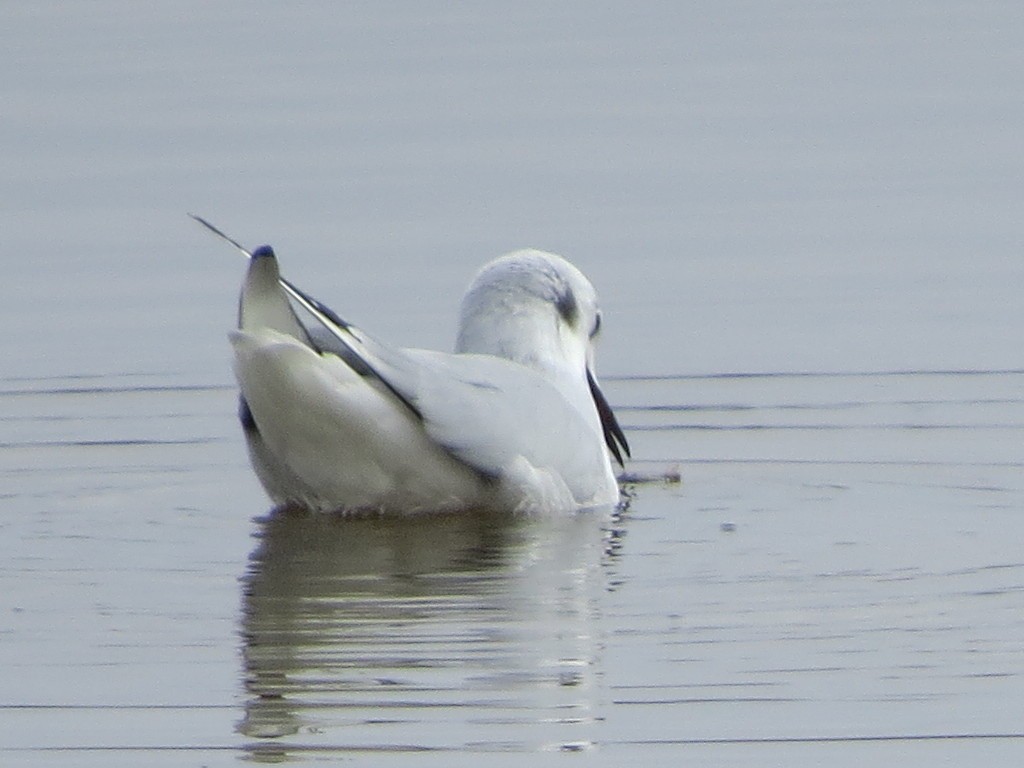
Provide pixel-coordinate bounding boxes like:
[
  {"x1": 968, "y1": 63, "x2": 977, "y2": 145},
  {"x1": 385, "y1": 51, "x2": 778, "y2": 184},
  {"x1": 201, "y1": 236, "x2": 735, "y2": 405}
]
[{"x1": 238, "y1": 506, "x2": 626, "y2": 755}]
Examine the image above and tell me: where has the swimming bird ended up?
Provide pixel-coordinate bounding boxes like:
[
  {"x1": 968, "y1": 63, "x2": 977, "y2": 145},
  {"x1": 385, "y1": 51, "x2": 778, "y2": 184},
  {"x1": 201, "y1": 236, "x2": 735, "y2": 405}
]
[{"x1": 193, "y1": 216, "x2": 629, "y2": 514}]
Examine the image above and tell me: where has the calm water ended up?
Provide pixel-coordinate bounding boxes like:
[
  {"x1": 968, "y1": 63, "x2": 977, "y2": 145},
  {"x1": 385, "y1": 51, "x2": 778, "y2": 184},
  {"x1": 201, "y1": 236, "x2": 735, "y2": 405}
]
[
  {"x1": 3, "y1": 2, "x2": 1024, "y2": 765},
  {"x1": 3, "y1": 370, "x2": 1022, "y2": 765}
]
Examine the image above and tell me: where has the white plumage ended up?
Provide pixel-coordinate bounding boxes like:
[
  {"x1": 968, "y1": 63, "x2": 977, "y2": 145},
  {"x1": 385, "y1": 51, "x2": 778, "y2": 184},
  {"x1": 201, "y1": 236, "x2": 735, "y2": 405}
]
[{"x1": 197, "y1": 217, "x2": 629, "y2": 514}]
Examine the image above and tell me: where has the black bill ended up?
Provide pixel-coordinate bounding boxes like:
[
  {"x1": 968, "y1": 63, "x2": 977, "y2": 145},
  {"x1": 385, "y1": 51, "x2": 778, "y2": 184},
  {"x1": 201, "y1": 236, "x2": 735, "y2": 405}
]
[{"x1": 586, "y1": 368, "x2": 630, "y2": 468}]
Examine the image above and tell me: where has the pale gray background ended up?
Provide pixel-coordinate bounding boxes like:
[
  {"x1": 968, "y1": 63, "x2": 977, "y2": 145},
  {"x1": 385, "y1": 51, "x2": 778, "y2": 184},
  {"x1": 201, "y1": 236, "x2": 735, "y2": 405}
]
[{"x1": 3, "y1": 2, "x2": 1022, "y2": 765}]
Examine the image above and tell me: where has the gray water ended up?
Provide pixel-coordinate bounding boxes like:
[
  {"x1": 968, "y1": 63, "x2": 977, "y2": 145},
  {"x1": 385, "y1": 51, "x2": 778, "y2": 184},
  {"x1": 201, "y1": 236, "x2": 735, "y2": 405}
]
[{"x1": 3, "y1": 3, "x2": 1023, "y2": 765}]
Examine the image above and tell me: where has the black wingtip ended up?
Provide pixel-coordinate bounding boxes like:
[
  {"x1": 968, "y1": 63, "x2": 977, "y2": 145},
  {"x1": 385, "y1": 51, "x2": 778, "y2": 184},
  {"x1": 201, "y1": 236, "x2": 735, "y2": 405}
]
[
  {"x1": 189, "y1": 213, "x2": 253, "y2": 258},
  {"x1": 252, "y1": 245, "x2": 276, "y2": 259},
  {"x1": 238, "y1": 396, "x2": 259, "y2": 433}
]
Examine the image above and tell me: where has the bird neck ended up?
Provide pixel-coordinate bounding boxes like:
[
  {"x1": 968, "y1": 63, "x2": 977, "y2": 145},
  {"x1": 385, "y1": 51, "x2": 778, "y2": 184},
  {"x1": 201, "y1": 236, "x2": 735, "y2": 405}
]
[{"x1": 456, "y1": 304, "x2": 584, "y2": 383}]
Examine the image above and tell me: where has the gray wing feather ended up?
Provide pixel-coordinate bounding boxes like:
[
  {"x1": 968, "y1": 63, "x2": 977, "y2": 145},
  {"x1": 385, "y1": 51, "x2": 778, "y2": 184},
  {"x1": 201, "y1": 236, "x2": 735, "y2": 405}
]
[{"x1": 293, "y1": 290, "x2": 606, "y2": 491}]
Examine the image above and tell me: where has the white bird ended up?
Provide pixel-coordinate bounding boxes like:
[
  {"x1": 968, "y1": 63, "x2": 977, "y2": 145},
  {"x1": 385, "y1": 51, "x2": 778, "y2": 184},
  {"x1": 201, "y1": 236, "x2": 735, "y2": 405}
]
[{"x1": 193, "y1": 216, "x2": 629, "y2": 514}]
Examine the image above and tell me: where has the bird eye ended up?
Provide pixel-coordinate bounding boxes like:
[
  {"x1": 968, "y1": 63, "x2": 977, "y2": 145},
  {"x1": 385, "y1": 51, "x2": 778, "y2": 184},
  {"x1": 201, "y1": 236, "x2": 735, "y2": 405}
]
[{"x1": 590, "y1": 312, "x2": 602, "y2": 339}]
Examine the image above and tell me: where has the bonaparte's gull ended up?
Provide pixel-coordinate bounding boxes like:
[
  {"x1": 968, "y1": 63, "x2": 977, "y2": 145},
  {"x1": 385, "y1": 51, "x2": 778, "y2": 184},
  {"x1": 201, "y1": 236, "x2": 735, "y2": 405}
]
[{"x1": 193, "y1": 216, "x2": 629, "y2": 514}]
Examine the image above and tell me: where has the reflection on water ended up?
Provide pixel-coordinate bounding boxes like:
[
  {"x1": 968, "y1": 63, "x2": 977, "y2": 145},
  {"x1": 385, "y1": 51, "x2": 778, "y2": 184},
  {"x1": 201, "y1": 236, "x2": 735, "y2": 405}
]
[
  {"x1": 239, "y1": 508, "x2": 625, "y2": 755},
  {"x1": 4, "y1": 371, "x2": 1024, "y2": 763}
]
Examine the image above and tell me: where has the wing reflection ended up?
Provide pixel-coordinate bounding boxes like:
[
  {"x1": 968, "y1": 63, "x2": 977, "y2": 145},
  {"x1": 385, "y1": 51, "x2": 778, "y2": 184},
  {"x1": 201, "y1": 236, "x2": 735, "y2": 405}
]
[{"x1": 238, "y1": 508, "x2": 619, "y2": 753}]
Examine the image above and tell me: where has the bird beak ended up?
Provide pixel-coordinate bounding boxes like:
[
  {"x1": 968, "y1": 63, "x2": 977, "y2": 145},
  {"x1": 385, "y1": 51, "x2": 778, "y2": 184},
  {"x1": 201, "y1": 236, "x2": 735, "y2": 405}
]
[{"x1": 586, "y1": 368, "x2": 630, "y2": 468}]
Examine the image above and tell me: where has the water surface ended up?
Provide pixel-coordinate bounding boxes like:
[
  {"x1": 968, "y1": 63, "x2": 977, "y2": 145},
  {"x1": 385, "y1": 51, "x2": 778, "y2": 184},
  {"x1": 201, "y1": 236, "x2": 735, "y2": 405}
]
[{"x1": 3, "y1": 370, "x2": 1023, "y2": 765}]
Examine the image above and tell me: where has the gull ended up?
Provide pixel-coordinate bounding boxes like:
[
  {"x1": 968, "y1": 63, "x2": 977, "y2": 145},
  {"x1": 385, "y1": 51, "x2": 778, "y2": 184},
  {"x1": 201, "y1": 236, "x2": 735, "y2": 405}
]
[{"x1": 193, "y1": 215, "x2": 629, "y2": 514}]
